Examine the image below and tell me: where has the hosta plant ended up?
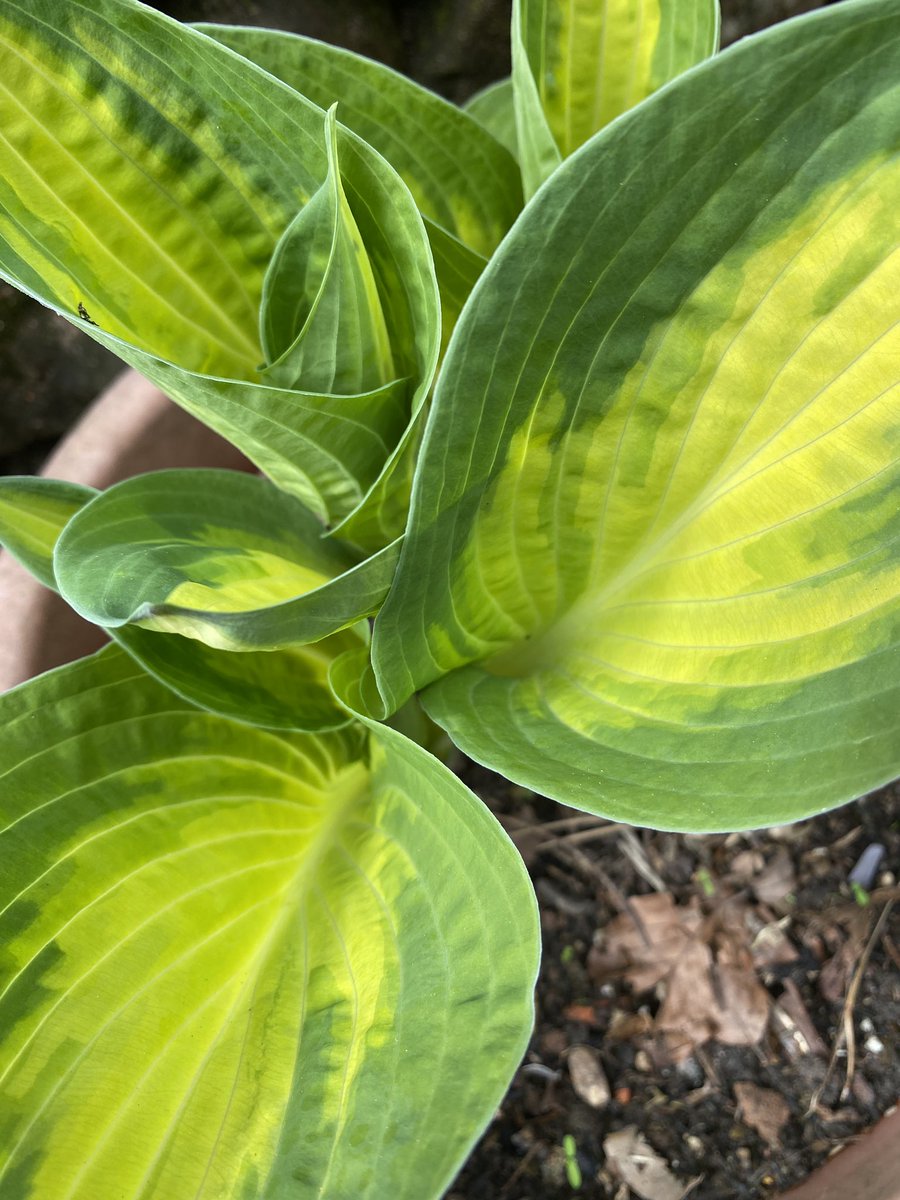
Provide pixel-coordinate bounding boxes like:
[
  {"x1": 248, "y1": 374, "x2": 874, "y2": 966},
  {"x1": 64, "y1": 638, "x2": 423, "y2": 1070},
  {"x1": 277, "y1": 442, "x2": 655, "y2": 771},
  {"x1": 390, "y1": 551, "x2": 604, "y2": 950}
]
[{"x1": 0, "y1": 0, "x2": 897, "y2": 1196}]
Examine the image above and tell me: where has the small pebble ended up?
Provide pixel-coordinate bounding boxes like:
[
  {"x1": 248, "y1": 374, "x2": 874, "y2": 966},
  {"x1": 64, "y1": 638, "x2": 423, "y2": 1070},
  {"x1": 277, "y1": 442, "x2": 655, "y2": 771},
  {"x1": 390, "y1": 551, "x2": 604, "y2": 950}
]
[
  {"x1": 676, "y1": 1056, "x2": 704, "y2": 1087},
  {"x1": 521, "y1": 1062, "x2": 560, "y2": 1083},
  {"x1": 865, "y1": 1035, "x2": 885, "y2": 1055},
  {"x1": 567, "y1": 1045, "x2": 611, "y2": 1109},
  {"x1": 848, "y1": 843, "x2": 886, "y2": 890}
]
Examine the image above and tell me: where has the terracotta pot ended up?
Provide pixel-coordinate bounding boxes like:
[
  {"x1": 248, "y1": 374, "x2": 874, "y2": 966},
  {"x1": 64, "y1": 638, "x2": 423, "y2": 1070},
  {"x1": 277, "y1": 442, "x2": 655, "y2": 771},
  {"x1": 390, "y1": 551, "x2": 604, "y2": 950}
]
[
  {"x1": 773, "y1": 1105, "x2": 900, "y2": 1200},
  {"x1": 0, "y1": 369, "x2": 249, "y2": 690}
]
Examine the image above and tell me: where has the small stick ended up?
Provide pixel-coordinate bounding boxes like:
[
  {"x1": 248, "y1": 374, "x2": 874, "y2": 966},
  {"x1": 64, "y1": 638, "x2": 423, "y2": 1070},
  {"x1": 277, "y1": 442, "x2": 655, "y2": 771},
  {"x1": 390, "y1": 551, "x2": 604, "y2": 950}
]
[
  {"x1": 550, "y1": 841, "x2": 654, "y2": 947},
  {"x1": 508, "y1": 813, "x2": 613, "y2": 838},
  {"x1": 618, "y1": 827, "x2": 668, "y2": 893},
  {"x1": 498, "y1": 1142, "x2": 540, "y2": 1197},
  {"x1": 534, "y1": 823, "x2": 627, "y2": 849},
  {"x1": 809, "y1": 898, "x2": 895, "y2": 1111}
]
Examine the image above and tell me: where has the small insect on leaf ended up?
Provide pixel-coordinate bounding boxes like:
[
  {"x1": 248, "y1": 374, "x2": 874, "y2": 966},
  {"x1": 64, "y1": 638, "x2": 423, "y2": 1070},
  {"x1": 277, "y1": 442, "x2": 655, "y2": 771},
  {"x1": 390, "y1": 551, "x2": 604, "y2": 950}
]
[{"x1": 77, "y1": 301, "x2": 97, "y2": 325}]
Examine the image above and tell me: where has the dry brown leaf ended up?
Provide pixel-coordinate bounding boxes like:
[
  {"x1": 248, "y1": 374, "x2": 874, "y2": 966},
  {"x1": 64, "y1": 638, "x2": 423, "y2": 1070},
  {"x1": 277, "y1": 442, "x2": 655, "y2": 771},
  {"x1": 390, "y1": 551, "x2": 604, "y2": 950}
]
[
  {"x1": 655, "y1": 938, "x2": 716, "y2": 1057},
  {"x1": 658, "y1": 945, "x2": 769, "y2": 1060},
  {"x1": 604, "y1": 1126, "x2": 699, "y2": 1200},
  {"x1": 734, "y1": 1081, "x2": 791, "y2": 1147},
  {"x1": 730, "y1": 849, "x2": 765, "y2": 879},
  {"x1": 751, "y1": 919, "x2": 799, "y2": 972},
  {"x1": 567, "y1": 1045, "x2": 611, "y2": 1109},
  {"x1": 819, "y1": 917, "x2": 870, "y2": 1004},
  {"x1": 607, "y1": 1010, "x2": 655, "y2": 1041},
  {"x1": 714, "y1": 963, "x2": 771, "y2": 1045},
  {"x1": 752, "y1": 848, "x2": 796, "y2": 906},
  {"x1": 589, "y1": 893, "x2": 702, "y2": 991},
  {"x1": 819, "y1": 943, "x2": 855, "y2": 1004},
  {"x1": 772, "y1": 978, "x2": 829, "y2": 1059},
  {"x1": 592, "y1": 893, "x2": 769, "y2": 1060}
]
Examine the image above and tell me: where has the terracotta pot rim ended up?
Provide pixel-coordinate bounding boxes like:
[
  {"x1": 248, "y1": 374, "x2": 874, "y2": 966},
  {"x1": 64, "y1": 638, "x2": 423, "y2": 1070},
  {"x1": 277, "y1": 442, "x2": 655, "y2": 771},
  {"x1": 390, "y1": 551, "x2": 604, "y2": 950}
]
[{"x1": 0, "y1": 368, "x2": 249, "y2": 691}]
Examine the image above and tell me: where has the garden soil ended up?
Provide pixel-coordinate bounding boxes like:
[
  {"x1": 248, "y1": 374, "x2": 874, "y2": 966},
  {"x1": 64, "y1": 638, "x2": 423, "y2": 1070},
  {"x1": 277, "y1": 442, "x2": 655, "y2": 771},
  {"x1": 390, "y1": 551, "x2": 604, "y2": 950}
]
[{"x1": 1, "y1": 2, "x2": 896, "y2": 1198}]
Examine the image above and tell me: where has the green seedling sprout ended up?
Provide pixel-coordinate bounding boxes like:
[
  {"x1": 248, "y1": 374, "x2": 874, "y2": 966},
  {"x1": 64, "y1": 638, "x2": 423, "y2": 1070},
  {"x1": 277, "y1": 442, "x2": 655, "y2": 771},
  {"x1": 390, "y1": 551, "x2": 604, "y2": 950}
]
[{"x1": 563, "y1": 1134, "x2": 582, "y2": 1190}]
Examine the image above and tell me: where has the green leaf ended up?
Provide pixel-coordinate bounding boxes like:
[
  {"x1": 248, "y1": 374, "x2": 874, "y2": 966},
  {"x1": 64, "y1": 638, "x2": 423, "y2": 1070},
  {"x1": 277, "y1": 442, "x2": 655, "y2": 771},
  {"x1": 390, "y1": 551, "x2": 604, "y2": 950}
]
[
  {"x1": 129, "y1": 625, "x2": 362, "y2": 733},
  {"x1": 201, "y1": 22, "x2": 523, "y2": 260},
  {"x1": 202, "y1": 20, "x2": 504, "y2": 374},
  {"x1": 329, "y1": 641, "x2": 392, "y2": 724},
  {"x1": 373, "y1": 0, "x2": 900, "y2": 830},
  {"x1": 465, "y1": 78, "x2": 519, "y2": 160},
  {"x1": 0, "y1": 474, "x2": 357, "y2": 731},
  {"x1": 0, "y1": 646, "x2": 539, "y2": 1199},
  {"x1": 114, "y1": 365, "x2": 413, "y2": 530},
  {"x1": 420, "y1": 222, "x2": 488, "y2": 360},
  {"x1": 0, "y1": 477, "x2": 96, "y2": 588},
  {"x1": 53, "y1": 469, "x2": 398, "y2": 651},
  {"x1": 513, "y1": 0, "x2": 719, "y2": 194},
  {"x1": 0, "y1": 0, "x2": 306, "y2": 379},
  {"x1": 260, "y1": 107, "x2": 396, "y2": 396},
  {"x1": 511, "y1": 1, "x2": 562, "y2": 199},
  {"x1": 0, "y1": 0, "x2": 440, "y2": 536}
]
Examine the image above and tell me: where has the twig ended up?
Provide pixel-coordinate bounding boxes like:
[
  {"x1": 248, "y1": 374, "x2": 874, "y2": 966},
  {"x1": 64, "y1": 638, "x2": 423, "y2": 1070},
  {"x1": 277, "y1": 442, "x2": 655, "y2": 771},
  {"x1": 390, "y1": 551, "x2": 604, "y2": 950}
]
[
  {"x1": 534, "y1": 823, "x2": 627, "y2": 850},
  {"x1": 680, "y1": 1177, "x2": 704, "y2": 1199},
  {"x1": 618, "y1": 827, "x2": 668, "y2": 892},
  {"x1": 508, "y1": 813, "x2": 613, "y2": 839},
  {"x1": 809, "y1": 898, "x2": 895, "y2": 1112},
  {"x1": 498, "y1": 1142, "x2": 539, "y2": 1197},
  {"x1": 694, "y1": 1044, "x2": 721, "y2": 1088},
  {"x1": 537, "y1": 875, "x2": 593, "y2": 917},
  {"x1": 549, "y1": 841, "x2": 654, "y2": 947}
]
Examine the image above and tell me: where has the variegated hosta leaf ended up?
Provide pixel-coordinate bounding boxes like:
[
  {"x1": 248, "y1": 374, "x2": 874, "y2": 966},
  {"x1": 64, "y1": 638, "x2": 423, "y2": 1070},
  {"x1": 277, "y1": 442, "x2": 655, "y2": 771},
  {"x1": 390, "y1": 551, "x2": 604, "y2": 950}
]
[
  {"x1": 0, "y1": 647, "x2": 539, "y2": 1199},
  {"x1": 0, "y1": 475, "x2": 357, "y2": 731},
  {"x1": 513, "y1": 0, "x2": 719, "y2": 195},
  {"x1": 118, "y1": 363, "x2": 412, "y2": 529},
  {"x1": 53, "y1": 470, "x2": 398, "y2": 651},
  {"x1": 0, "y1": 0, "x2": 440, "y2": 537},
  {"x1": 0, "y1": 477, "x2": 95, "y2": 588},
  {"x1": 202, "y1": 21, "x2": 497, "y2": 368},
  {"x1": 260, "y1": 107, "x2": 395, "y2": 396},
  {"x1": 201, "y1": 22, "x2": 523, "y2": 260},
  {"x1": 511, "y1": 1, "x2": 562, "y2": 200},
  {"x1": 418, "y1": 222, "x2": 487, "y2": 361},
  {"x1": 373, "y1": 0, "x2": 900, "y2": 831},
  {"x1": 465, "y1": 78, "x2": 519, "y2": 160},
  {"x1": 119, "y1": 623, "x2": 361, "y2": 733}
]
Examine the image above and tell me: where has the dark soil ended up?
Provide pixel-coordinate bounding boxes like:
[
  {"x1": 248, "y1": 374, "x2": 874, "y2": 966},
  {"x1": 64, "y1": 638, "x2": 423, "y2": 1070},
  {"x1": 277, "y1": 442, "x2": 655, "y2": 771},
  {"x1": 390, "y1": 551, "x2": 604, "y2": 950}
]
[{"x1": 3, "y1": 3, "x2": 896, "y2": 1199}]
